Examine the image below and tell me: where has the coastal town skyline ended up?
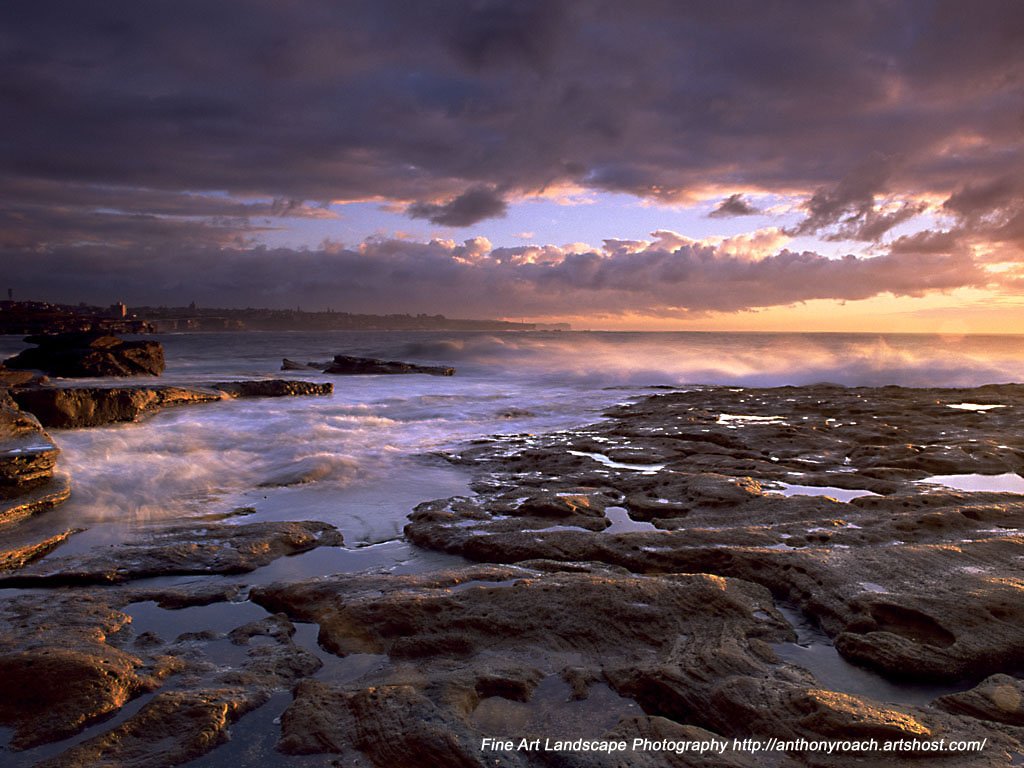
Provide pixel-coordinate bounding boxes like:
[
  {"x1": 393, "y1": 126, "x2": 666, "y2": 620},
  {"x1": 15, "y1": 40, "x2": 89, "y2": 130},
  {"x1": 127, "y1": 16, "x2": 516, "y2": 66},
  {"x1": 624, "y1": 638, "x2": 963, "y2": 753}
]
[{"x1": 2, "y1": 1, "x2": 1023, "y2": 331}]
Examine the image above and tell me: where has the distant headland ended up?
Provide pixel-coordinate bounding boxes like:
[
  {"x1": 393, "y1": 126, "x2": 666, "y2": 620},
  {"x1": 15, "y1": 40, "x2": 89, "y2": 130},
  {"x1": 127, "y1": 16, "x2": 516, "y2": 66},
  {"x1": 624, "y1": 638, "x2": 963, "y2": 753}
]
[{"x1": 0, "y1": 298, "x2": 570, "y2": 334}]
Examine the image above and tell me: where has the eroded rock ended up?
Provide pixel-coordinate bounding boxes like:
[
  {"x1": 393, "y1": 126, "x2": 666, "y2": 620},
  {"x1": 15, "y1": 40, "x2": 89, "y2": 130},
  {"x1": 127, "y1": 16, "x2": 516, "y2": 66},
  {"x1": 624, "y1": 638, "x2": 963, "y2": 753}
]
[
  {"x1": 0, "y1": 520, "x2": 343, "y2": 586},
  {"x1": 407, "y1": 385, "x2": 1024, "y2": 690},
  {"x1": 0, "y1": 527, "x2": 79, "y2": 572},
  {"x1": 210, "y1": 379, "x2": 333, "y2": 398},
  {"x1": 319, "y1": 354, "x2": 454, "y2": 376},
  {"x1": 0, "y1": 364, "x2": 45, "y2": 389},
  {"x1": 11, "y1": 379, "x2": 333, "y2": 429},
  {"x1": 11, "y1": 385, "x2": 224, "y2": 428},
  {"x1": 250, "y1": 564, "x2": 792, "y2": 764},
  {"x1": 0, "y1": 569, "x2": 336, "y2": 763},
  {"x1": 6, "y1": 382, "x2": 1024, "y2": 767},
  {"x1": 251, "y1": 561, "x2": 1018, "y2": 766},
  {"x1": 33, "y1": 688, "x2": 270, "y2": 768},
  {"x1": 0, "y1": 593, "x2": 164, "y2": 749},
  {"x1": 0, "y1": 391, "x2": 68, "y2": 531},
  {"x1": 5, "y1": 331, "x2": 165, "y2": 377},
  {"x1": 936, "y1": 674, "x2": 1024, "y2": 727}
]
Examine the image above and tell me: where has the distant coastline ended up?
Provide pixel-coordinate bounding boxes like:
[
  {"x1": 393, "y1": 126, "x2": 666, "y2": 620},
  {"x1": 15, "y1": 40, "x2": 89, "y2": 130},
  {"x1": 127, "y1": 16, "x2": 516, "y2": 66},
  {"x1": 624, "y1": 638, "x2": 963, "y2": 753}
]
[{"x1": 0, "y1": 299, "x2": 571, "y2": 335}]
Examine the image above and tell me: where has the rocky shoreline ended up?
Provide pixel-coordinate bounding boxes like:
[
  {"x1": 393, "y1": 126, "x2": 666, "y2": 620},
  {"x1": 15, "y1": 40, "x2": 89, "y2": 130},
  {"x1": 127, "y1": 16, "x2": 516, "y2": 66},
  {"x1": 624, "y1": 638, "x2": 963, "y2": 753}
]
[{"x1": 1, "y1": 383, "x2": 1023, "y2": 766}]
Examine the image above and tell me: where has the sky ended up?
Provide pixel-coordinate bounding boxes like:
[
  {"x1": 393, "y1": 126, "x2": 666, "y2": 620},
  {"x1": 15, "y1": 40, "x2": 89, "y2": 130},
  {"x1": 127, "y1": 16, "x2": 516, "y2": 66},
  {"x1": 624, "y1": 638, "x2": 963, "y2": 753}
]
[{"x1": 1, "y1": 0, "x2": 1023, "y2": 331}]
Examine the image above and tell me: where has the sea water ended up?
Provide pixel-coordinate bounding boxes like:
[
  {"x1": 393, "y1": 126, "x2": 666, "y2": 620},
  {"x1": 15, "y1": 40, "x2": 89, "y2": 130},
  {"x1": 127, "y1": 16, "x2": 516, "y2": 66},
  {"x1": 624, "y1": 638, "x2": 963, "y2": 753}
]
[
  {"x1": 2, "y1": 330, "x2": 1024, "y2": 557},
  {"x1": 2, "y1": 331, "x2": 1024, "y2": 765}
]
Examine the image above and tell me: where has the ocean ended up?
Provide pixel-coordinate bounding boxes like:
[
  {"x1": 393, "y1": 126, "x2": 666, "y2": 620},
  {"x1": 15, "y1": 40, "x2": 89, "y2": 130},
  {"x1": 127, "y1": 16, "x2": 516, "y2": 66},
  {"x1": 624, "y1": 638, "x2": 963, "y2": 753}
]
[
  {"x1": 3, "y1": 330, "x2": 1024, "y2": 566},
  {"x1": 3, "y1": 329, "x2": 1024, "y2": 766}
]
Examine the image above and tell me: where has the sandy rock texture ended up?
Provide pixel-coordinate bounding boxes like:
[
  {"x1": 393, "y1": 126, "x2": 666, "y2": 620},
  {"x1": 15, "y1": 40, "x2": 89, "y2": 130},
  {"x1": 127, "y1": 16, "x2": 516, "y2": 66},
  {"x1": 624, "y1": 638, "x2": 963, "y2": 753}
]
[{"x1": 0, "y1": 592, "x2": 169, "y2": 750}]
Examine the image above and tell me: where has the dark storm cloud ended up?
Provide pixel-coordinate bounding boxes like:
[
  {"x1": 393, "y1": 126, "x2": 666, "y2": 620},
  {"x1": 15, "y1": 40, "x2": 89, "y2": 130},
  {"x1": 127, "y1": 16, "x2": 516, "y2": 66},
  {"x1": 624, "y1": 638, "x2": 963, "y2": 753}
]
[
  {"x1": 936, "y1": 175, "x2": 1024, "y2": 251},
  {"x1": 943, "y1": 177, "x2": 1022, "y2": 219},
  {"x1": 3, "y1": 2, "x2": 1023, "y2": 207},
  {"x1": 0, "y1": 236, "x2": 988, "y2": 318},
  {"x1": 709, "y1": 195, "x2": 761, "y2": 218},
  {"x1": 0, "y1": 178, "x2": 335, "y2": 249},
  {"x1": 1, "y1": 0, "x2": 1022, "y2": 308},
  {"x1": 0, "y1": 205, "x2": 260, "y2": 251},
  {"x1": 944, "y1": 176, "x2": 1024, "y2": 241},
  {"x1": 448, "y1": 0, "x2": 565, "y2": 71},
  {"x1": 888, "y1": 229, "x2": 965, "y2": 256},
  {"x1": 407, "y1": 186, "x2": 508, "y2": 226},
  {"x1": 789, "y1": 159, "x2": 892, "y2": 235},
  {"x1": 827, "y1": 202, "x2": 929, "y2": 243}
]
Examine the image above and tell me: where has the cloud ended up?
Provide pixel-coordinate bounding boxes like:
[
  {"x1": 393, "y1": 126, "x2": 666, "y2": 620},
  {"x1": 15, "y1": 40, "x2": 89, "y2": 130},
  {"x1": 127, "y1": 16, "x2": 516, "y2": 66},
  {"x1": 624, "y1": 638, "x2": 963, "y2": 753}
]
[
  {"x1": 2, "y1": 1, "x2": 1022, "y2": 235},
  {"x1": 1, "y1": 234, "x2": 988, "y2": 318},
  {"x1": 789, "y1": 158, "x2": 891, "y2": 235},
  {"x1": 406, "y1": 186, "x2": 508, "y2": 226},
  {"x1": 943, "y1": 176, "x2": 1021, "y2": 219},
  {"x1": 0, "y1": 178, "x2": 338, "y2": 250},
  {"x1": 0, "y1": 0, "x2": 1020, "y2": 324},
  {"x1": 709, "y1": 194, "x2": 761, "y2": 218},
  {"x1": 783, "y1": 156, "x2": 935, "y2": 242},
  {"x1": 942, "y1": 175, "x2": 1024, "y2": 248},
  {"x1": 827, "y1": 201, "x2": 929, "y2": 242}
]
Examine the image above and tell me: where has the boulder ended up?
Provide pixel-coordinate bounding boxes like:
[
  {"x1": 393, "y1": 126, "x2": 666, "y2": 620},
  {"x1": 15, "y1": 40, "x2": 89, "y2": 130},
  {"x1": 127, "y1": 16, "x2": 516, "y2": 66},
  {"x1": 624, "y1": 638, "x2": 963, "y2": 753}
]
[{"x1": 5, "y1": 331, "x2": 165, "y2": 377}]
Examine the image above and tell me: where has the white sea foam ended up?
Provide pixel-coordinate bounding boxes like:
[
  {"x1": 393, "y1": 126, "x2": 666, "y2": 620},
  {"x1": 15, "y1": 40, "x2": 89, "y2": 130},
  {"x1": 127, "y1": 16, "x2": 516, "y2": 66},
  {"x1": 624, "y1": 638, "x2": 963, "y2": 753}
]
[{"x1": 4, "y1": 329, "x2": 1024, "y2": 552}]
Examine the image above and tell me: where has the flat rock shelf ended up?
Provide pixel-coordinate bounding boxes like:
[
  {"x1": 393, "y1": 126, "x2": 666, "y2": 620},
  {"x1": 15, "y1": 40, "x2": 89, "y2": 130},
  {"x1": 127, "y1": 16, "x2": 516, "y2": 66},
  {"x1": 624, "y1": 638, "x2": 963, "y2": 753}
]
[{"x1": 2, "y1": 383, "x2": 1024, "y2": 767}]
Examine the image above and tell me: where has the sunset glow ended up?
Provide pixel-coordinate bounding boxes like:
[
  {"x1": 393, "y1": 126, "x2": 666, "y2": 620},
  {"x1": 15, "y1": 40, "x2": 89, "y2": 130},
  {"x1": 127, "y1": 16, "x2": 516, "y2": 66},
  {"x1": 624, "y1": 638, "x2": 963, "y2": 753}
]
[{"x1": 1, "y1": 1, "x2": 1022, "y2": 331}]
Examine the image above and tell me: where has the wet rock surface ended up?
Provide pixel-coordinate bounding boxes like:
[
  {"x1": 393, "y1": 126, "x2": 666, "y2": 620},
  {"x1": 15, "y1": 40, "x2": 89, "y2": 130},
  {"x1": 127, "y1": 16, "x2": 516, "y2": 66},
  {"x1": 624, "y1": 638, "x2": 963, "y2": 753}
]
[
  {"x1": 0, "y1": 527, "x2": 79, "y2": 572},
  {"x1": 5, "y1": 332, "x2": 166, "y2": 377},
  {"x1": 0, "y1": 392, "x2": 60, "y2": 492},
  {"x1": 10, "y1": 379, "x2": 334, "y2": 428},
  {"x1": 2, "y1": 383, "x2": 1024, "y2": 767},
  {"x1": 209, "y1": 380, "x2": 333, "y2": 398},
  {"x1": 32, "y1": 688, "x2": 270, "y2": 768},
  {"x1": 937, "y1": 675, "x2": 1024, "y2": 727},
  {"x1": 0, "y1": 364, "x2": 47, "y2": 389},
  {"x1": 255, "y1": 563, "x2": 786, "y2": 767},
  {"x1": 0, "y1": 579, "x2": 324, "y2": 765},
  {"x1": 10, "y1": 386, "x2": 224, "y2": 428},
  {"x1": 0, "y1": 519, "x2": 343, "y2": 586},
  {"x1": 0, "y1": 392, "x2": 68, "y2": 534},
  {"x1": 396, "y1": 384, "x2": 1024, "y2": 764},
  {"x1": 252, "y1": 561, "x2": 1018, "y2": 767},
  {"x1": 288, "y1": 354, "x2": 456, "y2": 376},
  {"x1": 0, "y1": 591, "x2": 165, "y2": 750}
]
